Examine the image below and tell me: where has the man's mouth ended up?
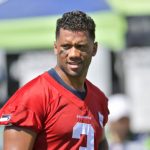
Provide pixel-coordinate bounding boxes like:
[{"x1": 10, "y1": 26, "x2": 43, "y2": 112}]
[{"x1": 68, "y1": 61, "x2": 82, "y2": 69}]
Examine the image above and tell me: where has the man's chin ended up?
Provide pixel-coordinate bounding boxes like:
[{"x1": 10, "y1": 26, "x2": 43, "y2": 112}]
[{"x1": 67, "y1": 70, "x2": 81, "y2": 77}]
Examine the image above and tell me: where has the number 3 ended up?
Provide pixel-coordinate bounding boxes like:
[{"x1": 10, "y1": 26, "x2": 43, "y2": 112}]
[{"x1": 72, "y1": 122, "x2": 94, "y2": 150}]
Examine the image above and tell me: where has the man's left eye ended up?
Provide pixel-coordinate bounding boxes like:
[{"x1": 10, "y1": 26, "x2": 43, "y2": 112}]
[{"x1": 76, "y1": 45, "x2": 87, "y2": 51}]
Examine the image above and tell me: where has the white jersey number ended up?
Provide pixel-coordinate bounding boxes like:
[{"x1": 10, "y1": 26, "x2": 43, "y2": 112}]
[{"x1": 72, "y1": 122, "x2": 94, "y2": 150}]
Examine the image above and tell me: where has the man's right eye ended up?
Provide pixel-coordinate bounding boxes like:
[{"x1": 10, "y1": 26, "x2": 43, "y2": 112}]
[{"x1": 62, "y1": 45, "x2": 71, "y2": 50}]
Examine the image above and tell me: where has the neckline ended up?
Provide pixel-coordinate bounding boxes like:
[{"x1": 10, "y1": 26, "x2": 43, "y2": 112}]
[
  {"x1": 48, "y1": 68, "x2": 87, "y2": 100},
  {"x1": 43, "y1": 71, "x2": 91, "y2": 108}
]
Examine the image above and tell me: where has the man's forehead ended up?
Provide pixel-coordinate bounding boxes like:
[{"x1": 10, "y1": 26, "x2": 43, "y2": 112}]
[
  {"x1": 57, "y1": 28, "x2": 90, "y2": 41},
  {"x1": 59, "y1": 28, "x2": 88, "y2": 34}
]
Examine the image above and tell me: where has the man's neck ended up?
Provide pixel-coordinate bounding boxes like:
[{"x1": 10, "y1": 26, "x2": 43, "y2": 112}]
[{"x1": 54, "y1": 66, "x2": 86, "y2": 92}]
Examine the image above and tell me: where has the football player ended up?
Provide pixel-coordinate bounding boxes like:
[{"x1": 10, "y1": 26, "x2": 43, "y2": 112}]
[{"x1": 0, "y1": 10, "x2": 109, "y2": 150}]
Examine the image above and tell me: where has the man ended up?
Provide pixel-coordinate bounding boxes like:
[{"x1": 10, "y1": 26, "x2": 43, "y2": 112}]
[{"x1": 0, "y1": 10, "x2": 109, "y2": 150}]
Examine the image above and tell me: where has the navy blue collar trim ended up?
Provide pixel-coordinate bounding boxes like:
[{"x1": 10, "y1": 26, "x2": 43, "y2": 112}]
[{"x1": 48, "y1": 68, "x2": 86, "y2": 100}]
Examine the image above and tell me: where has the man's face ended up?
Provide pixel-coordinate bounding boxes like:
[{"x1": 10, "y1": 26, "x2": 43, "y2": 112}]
[{"x1": 54, "y1": 28, "x2": 97, "y2": 78}]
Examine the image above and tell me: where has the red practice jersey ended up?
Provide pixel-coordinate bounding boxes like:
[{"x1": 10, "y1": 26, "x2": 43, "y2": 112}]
[{"x1": 0, "y1": 72, "x2": 109, "y2": 150}]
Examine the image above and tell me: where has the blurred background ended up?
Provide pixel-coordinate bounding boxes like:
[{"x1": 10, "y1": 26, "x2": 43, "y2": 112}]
[{"x1": 0, "y1": 0, "x2": 150, "y2": 149}]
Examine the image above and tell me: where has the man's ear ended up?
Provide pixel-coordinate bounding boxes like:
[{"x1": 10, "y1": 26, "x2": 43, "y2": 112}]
[
  {"x1": 92, "y1": 42, "x2": 98, "y2": 56},
  {"x1": 54, "y1": 41, "x2": 58, "y2": 55}
]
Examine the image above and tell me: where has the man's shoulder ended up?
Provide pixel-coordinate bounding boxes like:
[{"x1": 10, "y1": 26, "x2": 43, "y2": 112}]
[
  {"x1": 7, "y1": 71, "x2": 54, "y2": 103},
  {"x1": 86, "y1": 79, "x2": 106, "y2": 97}
]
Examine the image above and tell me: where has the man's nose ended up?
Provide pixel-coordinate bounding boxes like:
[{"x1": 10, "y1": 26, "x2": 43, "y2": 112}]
[{"x1": 68, "y1": 47, "x2": 81, "y2": 57}]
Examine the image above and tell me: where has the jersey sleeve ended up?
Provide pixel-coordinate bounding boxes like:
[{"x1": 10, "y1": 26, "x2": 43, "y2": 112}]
[
  {"x1": 0, "y1": 75, "x2": 49, "y2": 133},
  {"x1": 86, "y1": 79, "x2": 109, "y2": 127},
  {"x1": 102, "y1": 96, "x2": 109, "y2": 126}
]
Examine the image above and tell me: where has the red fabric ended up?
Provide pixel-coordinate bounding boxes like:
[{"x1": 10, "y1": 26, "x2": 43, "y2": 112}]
[{"x1": 0, "y1": 72, "x2": 109, "y2": 150}]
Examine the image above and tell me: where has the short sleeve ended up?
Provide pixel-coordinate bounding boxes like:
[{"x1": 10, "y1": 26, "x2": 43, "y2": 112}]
[
  {"x1": 0, "y1": 76, "x2": 48, "y2": 133},
  {"x1": 0, "y1": 104, "x2": 43, "y2": 133},
  {"x1": 102, "y1": 97, "x2": 109, "y2": 126}
]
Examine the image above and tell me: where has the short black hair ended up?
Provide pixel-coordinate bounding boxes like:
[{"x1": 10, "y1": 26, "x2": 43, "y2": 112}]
[{"x1": 56, "y1": 10, "x2": 96, "y2": 41}]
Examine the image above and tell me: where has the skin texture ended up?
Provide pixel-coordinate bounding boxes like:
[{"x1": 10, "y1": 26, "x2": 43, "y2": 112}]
[
  {"x1": 98, "y1": 130, "x2": 109, "y2": 150},
  {"x1": 3, "y1": 28, "x2": 108, "y2": 150},
  {"x1": 98, "y1": 138, "x2": 109, "y2": 150},
  {"x1": 4, "y1": 126, "x2": 37, "y2": 150}
]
